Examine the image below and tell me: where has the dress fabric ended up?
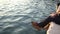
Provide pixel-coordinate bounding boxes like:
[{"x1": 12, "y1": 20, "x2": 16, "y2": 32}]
[{"x1": 47, "y1": 22, "x2": 60, "y2": 34}]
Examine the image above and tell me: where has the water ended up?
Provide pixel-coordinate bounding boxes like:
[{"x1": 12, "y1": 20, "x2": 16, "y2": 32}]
[{"x1": 0, "y1": 0, "x2": 59, "y2": 34}]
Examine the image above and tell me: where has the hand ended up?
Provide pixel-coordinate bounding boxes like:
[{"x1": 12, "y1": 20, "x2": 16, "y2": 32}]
[
  {"x1": 31, "y1": 21, "x2": 42, "y2": 30},
  {"x1": 50, "y1": 13, "x2": 57, "y2": 18},
  {"x1": 43, "y1": 23, "x2": 50, "y2": 30}
]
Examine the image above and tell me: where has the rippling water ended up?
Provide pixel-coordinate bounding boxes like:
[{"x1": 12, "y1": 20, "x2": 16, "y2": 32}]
[{"x1": 0, "y1": 0, "x2": 59, "y2": 34}]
